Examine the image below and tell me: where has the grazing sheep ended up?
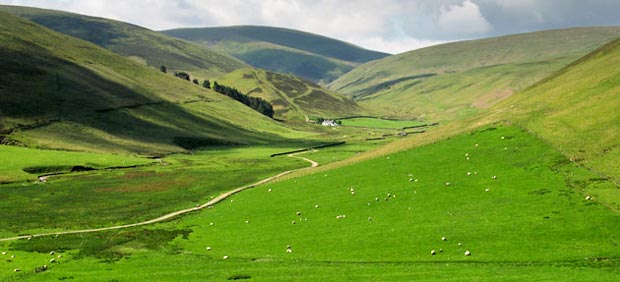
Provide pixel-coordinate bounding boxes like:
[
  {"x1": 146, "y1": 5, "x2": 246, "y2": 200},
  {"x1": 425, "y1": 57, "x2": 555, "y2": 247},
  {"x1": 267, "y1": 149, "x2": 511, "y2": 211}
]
[
  {"x1": 27, "y1": 237, "x2": 32, "y2": 241},
  {"x1": 458, "y1": 243, "x2": 462, "y2": 247},
  {"x1": 11, "y1": 255, "x2": 15, "y2": 259},
  {"x1": 467, "y1": 172, "x2": 472, "y2": 176},
  {"x1": 268, "y1": 188, "x2": 272, "y2": 192},
  {"x1": 501, "y1": 136, "x2": 505, "y2": 140},
  {"x1": 245, "y1": 220, "x2": 250, "y2": 224},
  {"x1": 491, "y1": 175, "x2": 497, "y2": 180},
  {"x1": 49, "y1": 251, "x2": 54, "y2": 256},
  {"x1": 291, "y1": 220, "x2": 296, "y2": 225},
  {"x1": 1, "y1": 252, "x2": 5, "y2": 255},
  {"x1": 439, "y1": 248, "x2": 443, "y2": 253},
  {"x1": 209, "y1": 222, "x2": 215, "y2": 226},
  {"x1": 466, "y1": 157, "x2": 470, "y2": 161},
  {"x1": 464, "y1": 250, "x2": 471, "y2": 256},
  {"x1": 368, "y1": 217, "x2": 373, "y2": 221},
  {"x1": 465, "y1": 153, "x2": 469, "y2": 157},
  {"x1": 375, "y1": 197, "x2": 380, "y2": 201},
  {"x1": 223, "y1": 255, "x2": 229, "y2": 259},
  {"x1": 475, "y1": 144, "x2": 479, "y2": 147},
  {"x1": 49, "y1": 258, "x2": 56, "y2": 263},
  {"x1": 431, "y1": 250, "x2": 436, "y2": 255},
  {"x1": 351, "y1": 191, "x2": 355, "y2": 195},
  {"x1": 286, "y1": 248, "x2": 292, "y2": 253},
  {"x1": 296, "y1": 211, "x2": 302, "y2": 216},
  {"x1": 409, "y1": 178, "x2": 414, "y2": 182},
  {"x1": 415, "y1": 179, "x2": 418, "y2": 182},
  {"x1": 350, "y1": 188, "x2": 355, "y2": 192},
  {"x1": 14, "y1": 268, "x2": 20, "y2": 272},
  {"x1": 206, "y1": 247, "x2": 212, "y2": 251},
  {"x1": 315, "y1": 204, "x2": 319, "y2": 208},
  {"x1": 485, "y1": 188, "x2": 490, "y2": 192},
  {"x1": 57, "y1": 255, "x2": 62, "y2": 258},
  {"x1": 445, "y1": 182, "x2": 451, "y2": 186},
  {"x1": 441, "y1": 236, "x2": 447, "y2": 241},
  {"x1": 585, "y1": 195, "x2": 592, "y2": 200}
]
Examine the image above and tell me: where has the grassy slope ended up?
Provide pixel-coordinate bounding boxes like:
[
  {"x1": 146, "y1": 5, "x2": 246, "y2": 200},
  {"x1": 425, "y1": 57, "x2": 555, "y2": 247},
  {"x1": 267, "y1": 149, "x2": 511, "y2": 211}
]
[
  {"x1": 330, "y1": 27, "x2": 620, "y2": 121},
  {"x1": 4, "y1": 125, "x2": 619, "y2": 281},
  {"x1": 490, "y1": 38, "x2": 620, "y2": 186},
  {"x1": 215, "y1": 68, "x2": 365, "y2": 121},
  {"x1": 162, "y1": 26, "x2": 389, "y2": 83},
  {"x1": 0, "y1": 5, "x2": 247, "y2": 78},
  {"x1": 0, "y1": 12, "x2": 310, "y2": 154}
]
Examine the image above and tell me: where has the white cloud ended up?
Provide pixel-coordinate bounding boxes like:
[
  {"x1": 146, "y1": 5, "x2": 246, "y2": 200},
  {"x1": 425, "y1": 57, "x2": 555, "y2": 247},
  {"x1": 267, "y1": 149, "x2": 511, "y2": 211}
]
[{"x1": 437, "y1": 0, "x2": 492, "y2": 36}]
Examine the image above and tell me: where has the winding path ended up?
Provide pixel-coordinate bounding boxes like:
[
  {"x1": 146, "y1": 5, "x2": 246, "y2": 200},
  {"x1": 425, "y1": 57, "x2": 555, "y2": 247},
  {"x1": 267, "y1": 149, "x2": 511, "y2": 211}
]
[{"x1": 0, "y1": 152, "x2": 318, "y2": 242}]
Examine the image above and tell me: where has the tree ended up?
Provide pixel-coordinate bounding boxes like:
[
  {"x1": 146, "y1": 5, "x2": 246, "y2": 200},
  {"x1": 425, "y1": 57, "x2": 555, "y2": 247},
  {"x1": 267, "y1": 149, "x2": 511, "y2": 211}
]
[
  {"x1": 203, "y1": 80, "x2": 211, "y2": 89},
  {"x1": 160, "y1": 65, "x2": 167, "y2": 73},
  {"x1": 174, "y1": 72, "x2": 190, "y2": 81},
  {"x1": 192, "y1": 79, "x2": 199, "y2": 85}
]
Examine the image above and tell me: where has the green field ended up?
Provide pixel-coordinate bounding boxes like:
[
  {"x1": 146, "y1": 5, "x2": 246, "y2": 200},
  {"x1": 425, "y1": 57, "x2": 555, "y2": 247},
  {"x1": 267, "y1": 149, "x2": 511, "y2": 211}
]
[
  {"x1": 2, "y1": 125, "x2": 619, "y2": 281},
  {"x1": 339, "y1": 117, "x2": 424, "y2": 129}
]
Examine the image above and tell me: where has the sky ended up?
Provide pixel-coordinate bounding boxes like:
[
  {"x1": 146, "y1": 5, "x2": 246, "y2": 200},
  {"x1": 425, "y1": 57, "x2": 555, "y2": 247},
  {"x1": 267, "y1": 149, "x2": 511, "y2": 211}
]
[{"x1": 2, "y1": 0, "x2": 620, "y2": 54}]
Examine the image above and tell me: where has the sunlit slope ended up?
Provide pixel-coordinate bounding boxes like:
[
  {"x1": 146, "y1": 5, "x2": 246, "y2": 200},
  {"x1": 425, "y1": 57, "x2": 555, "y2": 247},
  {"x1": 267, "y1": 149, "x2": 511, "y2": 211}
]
[
  {"x1": 491, "y1": 38, "x2": 620, "y2": 183},
  {"x1": 330, "y1": 27, "x2": 620, "y2": 120},
  {"x1": 0, "y1": 12, "x2": 307, "y2": 154},
  {"x1": 216, "y1": 68, "x2": 365, "y2": 121},
  {"x1": 0, "y1": 5, "x2": 247, "y2": 78},
  {"x1": 162, "y1": 26, "x2": 389, "y2": 83}
]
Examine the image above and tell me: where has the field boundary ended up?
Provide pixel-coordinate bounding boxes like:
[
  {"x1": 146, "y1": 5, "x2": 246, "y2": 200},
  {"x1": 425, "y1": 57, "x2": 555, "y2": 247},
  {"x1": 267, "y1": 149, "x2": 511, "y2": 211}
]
[{"x1": 0, "y1": 151, "x2": 319, "y2": 242}]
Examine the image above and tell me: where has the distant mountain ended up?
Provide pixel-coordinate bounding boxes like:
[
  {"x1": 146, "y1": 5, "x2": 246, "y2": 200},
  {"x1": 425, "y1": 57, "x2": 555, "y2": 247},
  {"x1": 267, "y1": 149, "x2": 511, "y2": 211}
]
[
  {"x1": 0, "y1": 11, "x2": 302, "y2": 154},
  {"x1": 329, "y1": 27, "x2": 620, "y2": 121},
  {"x1": 162, "y1": 26, "x2": 389, "y2": 83},
  {"x1": 0, "y1": 5, "x2": 247, "y2": 78},
  {"x1": 215, "y1": 68, "x2": 365, "y2": 121}
]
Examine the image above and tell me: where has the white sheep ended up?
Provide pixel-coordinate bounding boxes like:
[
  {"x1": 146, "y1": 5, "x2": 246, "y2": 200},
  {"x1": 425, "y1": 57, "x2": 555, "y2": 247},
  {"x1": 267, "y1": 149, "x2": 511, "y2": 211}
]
[
  {"x1": 351, "y1": 191, "x2": 355, "y2": 195},
  {"x1": 245, "y1": 220, "x2": 250, "y2": 224},
  {"x1": 585, "y1": 195, "x2": 592, "y2": 200},
  {"x1": 491, "y1": 175, "x2": 497, "y2": 180},
  {"x1": 291, "y1": 220, "x2": 296, "y2": 225},
  {"x1": 431, "y1": 250, "x2": 436, "y2": 255},
  {"x1": 441, "y1": 236, "x2": 447, "y2": 241},
  {"x1": 209, "y1": 222, "x2": 215, "y2": 226},
  {"x1": 485, "y1": 188, "x2": 490, "y2": 192},
  {"x1": 268, "y1": 188, "x2": 272, "y2": 192},
  {"x1": 1, "y1": 252, "x2": 5, "y2": 255},
  {"x1": 314, "y1": 204, "x2": 319, "y2": 208},
  {"x1": 11, "y1": 255, "x2": 15, "y2": 259},
  {"x1": 296, "y1": 211, "x2": 302, "y2": 216},
  {"x1": 49, "y1": 258, "x2": 56, "y2": 263},
  {"x1": 467, "y1": 172, "x2": 472, "y2": 176},
  {"x1": 464, "y1": 250, "x2": 471, "y2": 256},
  {"x1": 14, "y1": 268, "x2": 20, "y2": 272},
  {"x1": 49, "y1": 251, "x2": 55, "y2": 256},
  {"x1": 206, "y1": 247, "x2": 212, "y2": 251},
  {"x1": 368, "y1": 217, "x2": 373, "y2": 221},
  {"x1": 445, "y1": 182, "x2": 451, "y2": 186},
  {"x1": 286, "y1": 248, "x2": 292, "y2": 253},
  {"x1": 223, "y1": 255, "x2": 229, "y2": 259}
]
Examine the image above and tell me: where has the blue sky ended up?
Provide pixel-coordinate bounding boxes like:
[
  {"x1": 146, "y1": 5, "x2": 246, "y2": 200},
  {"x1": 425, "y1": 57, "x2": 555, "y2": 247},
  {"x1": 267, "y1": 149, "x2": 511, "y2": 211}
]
[{"x1": 2, "y1": 0, "x2": 620, "y2": 54}]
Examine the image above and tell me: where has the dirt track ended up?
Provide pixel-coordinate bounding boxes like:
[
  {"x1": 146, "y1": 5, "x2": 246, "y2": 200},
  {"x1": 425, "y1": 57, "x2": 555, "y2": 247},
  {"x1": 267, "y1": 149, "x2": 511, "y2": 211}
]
[{"x1": 0, "y1": 152, "x2": 318, "y2": 242}]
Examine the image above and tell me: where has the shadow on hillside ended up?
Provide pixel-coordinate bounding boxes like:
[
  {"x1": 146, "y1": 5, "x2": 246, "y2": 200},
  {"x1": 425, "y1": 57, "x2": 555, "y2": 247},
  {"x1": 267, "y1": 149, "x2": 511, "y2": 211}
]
[{"x1": 0, "y1": 44, "x2": 294, "y2": 152}]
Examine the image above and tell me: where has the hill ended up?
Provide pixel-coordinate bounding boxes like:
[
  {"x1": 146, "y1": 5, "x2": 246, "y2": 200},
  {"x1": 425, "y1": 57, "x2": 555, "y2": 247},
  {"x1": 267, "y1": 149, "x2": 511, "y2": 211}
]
[
  {"x1": 0, "y1": 12, "x2": 309, "y2": 154},
  {"x1": 161, "y1": 25, "x2": 389, "y2": 83},
  {"x1": 215, "y1": 68, "x2": 365, "y2": 121},
  {"x1": 491, "y1": 38, "x2": 620, "y2": 186},
  {"x1": 329, "y1": 27, "x2": 620, "y2": 121},
  {"x1": 0, "y1": 5, "x2": 247, "y2": 78}
]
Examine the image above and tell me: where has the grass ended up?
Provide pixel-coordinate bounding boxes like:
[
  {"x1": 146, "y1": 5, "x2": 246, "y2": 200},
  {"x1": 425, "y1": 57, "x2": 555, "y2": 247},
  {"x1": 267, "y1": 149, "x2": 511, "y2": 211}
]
[
  {"x1": 0, "y1": 145, "x2": 150, "y2": 183},
  {"x1": 338, "y1": 117, "x2": 424, "y2": 129},
  {"x1": 162, "y1": 25, "x2": 388, "y2": 83},
  {"x1": 330, "y1": 27, "x2": 620, "y2": 121},
  {"x1": 0, "y1": 145, "x2": 312, "y2": 238},
  {"x1": 215, "y1": 68, "x2": 365, "y2": 121},
  {"x1": 0, "y1": 5, "x2": 247, "y2": 78},
  {"x1": 2, "y1": 125, "x2": 619, "y2": 281}
]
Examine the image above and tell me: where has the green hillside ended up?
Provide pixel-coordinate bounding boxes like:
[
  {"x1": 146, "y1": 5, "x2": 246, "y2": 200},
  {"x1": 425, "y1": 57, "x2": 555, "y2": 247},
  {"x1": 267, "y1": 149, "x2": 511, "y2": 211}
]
[
  {"x1": 0, "y1": 12, "x2": 309, "y2": 154},
  {"x1": 0, "y1": 5, "x2": 247, "y2": 78},
  {"x1": 215, "y1": 68, "x2": 365, "y2": 121},
  {"x1": 330, "y1": 27, "x2": 620, "y2": 121},
  {"x1": 162, "y1": 26, "x2": 389, "y2": 83},
  {"x1": 491, "y1": 38, "x2": 620, "y2": 186}
]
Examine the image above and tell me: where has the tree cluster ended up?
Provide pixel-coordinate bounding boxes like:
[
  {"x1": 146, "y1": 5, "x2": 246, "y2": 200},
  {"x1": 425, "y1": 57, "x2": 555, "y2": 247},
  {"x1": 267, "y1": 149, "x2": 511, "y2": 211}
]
[
  {"x1": 174, "y1": 71, "x2": 191, "y2": 81},
  {"x1": 212, "y1": 82, "x2": 274, "y2": 118}
]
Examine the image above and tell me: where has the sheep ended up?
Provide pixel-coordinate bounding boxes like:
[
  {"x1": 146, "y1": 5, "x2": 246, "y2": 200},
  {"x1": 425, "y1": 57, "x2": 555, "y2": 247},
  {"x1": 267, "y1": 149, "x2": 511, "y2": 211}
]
[
  {"x1": 465, "y1": 153, "x2": 470, "y2": 157},
  {"x1": 1, "y1": 251, "x2": 5, "y2": 255},
  {"x1": 445, "y1": 182, "x2": 451, "y2": 186},
  {"x1": 296, "y1": 211, "x2": 302, "y2": 216},
  {"x1": 291, "y1": 220, "x2": 296, "y2": 225},
  {"x1": 441, "y1": 236, "x2": 447, "y2": 241},
  {"x1": 49, "y1": 258, "x2": 56, "y2": 263},
  {"x1": 466, "y1": 157, "x2": 470, "y2": 161},
  {"x1": 209, "y1": 222, "x2": 215, "y2": 226},
  {"x1": 439, "y1": 248, "x2": 443, "y2": 253},
  {"x1": 351, "y1": 191, "x2": 355, "y2": 195},
  {"x1": 431, "y1": 250, "x2": 436, "y2": 255},
  {"x1": 223, "y1": 255, "x2": 229, "y2": 259},
  {"x1": 314, "y1": 204, "x2": 319, "y2": 208},
  {"x1": 14, "y1": 268, "x2": 20, "y2": 272},
  {"x1": 206, "y1": 247, "x2": 212, "y2": 251},
  {"x1": 475, "y1": 143, "x2": 479, "y2": 147},
  {"x1": 467, "y1": 172, "x2": 472, "y2": 176},
  {"x1": 245, "y1": 220, "x2": 250, "y2": 224},
  {"x1": 409, "y1": 178, "x2": 414, "y2": 182},
  {"x1": 375, "y1": 197, "x2": 380, "y2": 201},
  {"x1": 350, "y1": 188, "x2": 355, "y2": 192},
  {"x1": 268, "y1": 188, "x2": 272, "y2": 192},
  {"x1": 286, "y1": 248, "x2": 292, "y2": 253},
  {"x1": 49, "y1": 251, "x2": 55, "y2": 256},
  {"x1": 458, "y1": 243, "x2": 462, "y2": 246},
  {"x1": 485, "y1": 188, "x2": 490, "y2": 192},
  {"x1": 491, "y1": 175, "x2": 497, "y2": 180},
  {"x1": 501, "y1": 136, "x2": 505, "y2": 140},
  {"x1": 11, "y1": 255, "x2": 15, "y2": 259},
  {"x1": 464, "y1": 250, "x2": 471, "y2": 256},
  {"x1": 368, "y1": 217, "x2": 373, "y2": 221},
  {"x1": 585, "y1": 195, "x2": 592, "y2": 200},
  {"x1": 57, "y1": 255, "x2": 62, "y2": 258}
]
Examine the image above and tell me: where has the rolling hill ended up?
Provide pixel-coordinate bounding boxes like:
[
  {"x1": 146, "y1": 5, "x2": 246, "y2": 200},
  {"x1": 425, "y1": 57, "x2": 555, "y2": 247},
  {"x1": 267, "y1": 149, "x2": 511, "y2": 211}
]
[
  {"x1": 0, "y1": 11, "x2": 309, "y2": 154},
  {"x1": 0, "y1": 5, "x2": 247, "y2": 78},
  {"x1": 329, "y1": 27, "x2": 620, "y2": 121},
  {"x1": 161, "y1": 26, "x2": 389, "y2": 83},
  {"x1": 215, "y1": 68, "x2": 365, "y2": 121}
]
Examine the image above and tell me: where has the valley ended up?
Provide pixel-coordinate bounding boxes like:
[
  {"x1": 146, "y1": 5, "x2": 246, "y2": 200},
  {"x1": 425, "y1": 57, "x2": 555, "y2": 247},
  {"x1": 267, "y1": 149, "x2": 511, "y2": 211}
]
[{"x1": 0, "y1": 3, "x2": 619, "y2": 281}]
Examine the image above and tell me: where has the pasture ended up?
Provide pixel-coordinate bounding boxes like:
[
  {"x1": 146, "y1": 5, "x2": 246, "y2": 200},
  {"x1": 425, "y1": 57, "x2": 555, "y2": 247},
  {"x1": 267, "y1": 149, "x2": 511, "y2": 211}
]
[
  {"x1": 2, "y1": 125, "x2": 619, "y2": 281},
  {"x1": 338, "y1": 117, "x2": 425, "y2": 129}
]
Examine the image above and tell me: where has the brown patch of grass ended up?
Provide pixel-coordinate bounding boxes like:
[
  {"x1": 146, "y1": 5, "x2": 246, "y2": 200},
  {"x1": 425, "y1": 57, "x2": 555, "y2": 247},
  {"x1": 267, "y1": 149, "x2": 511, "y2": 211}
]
[{"x1": 473, "y1": 89, "x2": 514, "y2": 109}]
